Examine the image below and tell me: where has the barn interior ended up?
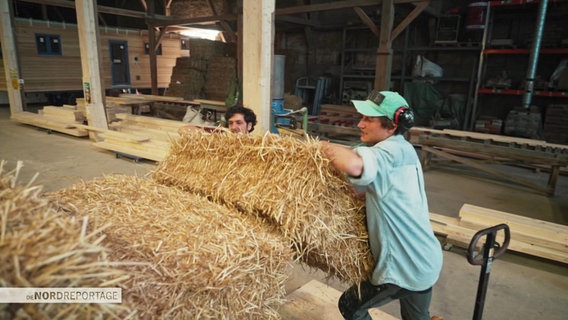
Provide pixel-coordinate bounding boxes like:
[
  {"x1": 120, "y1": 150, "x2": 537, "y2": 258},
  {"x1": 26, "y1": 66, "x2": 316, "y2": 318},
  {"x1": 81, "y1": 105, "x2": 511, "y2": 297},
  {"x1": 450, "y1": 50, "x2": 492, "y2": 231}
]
[{"x1": 1, "y1": 0, "x2": 567, "y2": 319}]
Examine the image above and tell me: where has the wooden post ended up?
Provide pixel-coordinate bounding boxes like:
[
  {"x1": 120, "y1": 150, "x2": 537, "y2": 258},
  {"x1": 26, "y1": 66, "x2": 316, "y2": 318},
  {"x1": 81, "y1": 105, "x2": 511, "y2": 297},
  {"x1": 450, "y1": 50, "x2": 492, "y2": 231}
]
[
  {"x1": 76, "y1": 0, "x2": 108, "y2": 131},
  {"x1": 242, "y1": 0, "x2": 274, "y2": 133},
  {"x1": 0, "y1": 0, "x2": 24, "y2": 114},
  {"x1": 147, "y1": 0, "x2": 158, "y2": 95},
  {"x1": 237, "y1": 0, "x2": 243, "y2": 87},
  {"x1": 374, "y1": 0, "x2": 394, "y2": 90}
]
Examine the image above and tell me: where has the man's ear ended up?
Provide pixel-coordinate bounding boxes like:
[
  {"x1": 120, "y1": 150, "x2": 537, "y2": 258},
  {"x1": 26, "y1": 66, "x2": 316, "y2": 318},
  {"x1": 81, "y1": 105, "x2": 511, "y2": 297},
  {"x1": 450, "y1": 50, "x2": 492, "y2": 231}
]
[
  {"x1": 247, "y1": 122, "x2": 253, "y2": 132},
  {"x1": 388, "y1": 123, "x2": 398, "y2": 134}
]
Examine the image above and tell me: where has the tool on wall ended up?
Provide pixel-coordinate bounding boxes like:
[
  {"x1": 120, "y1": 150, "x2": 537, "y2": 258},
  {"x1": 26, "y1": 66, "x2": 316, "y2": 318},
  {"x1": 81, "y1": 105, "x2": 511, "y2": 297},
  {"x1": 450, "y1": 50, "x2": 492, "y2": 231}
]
[{"x1": 467, "y1": 224, "x2": 511, "y2": 320}]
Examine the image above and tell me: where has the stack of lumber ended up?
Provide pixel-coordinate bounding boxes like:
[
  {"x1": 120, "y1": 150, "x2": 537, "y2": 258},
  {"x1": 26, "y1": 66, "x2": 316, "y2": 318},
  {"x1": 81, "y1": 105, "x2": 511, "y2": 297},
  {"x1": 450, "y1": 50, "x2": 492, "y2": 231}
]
[
  {"x1": 82, "y1": 113, "x2": 186, "y2": 162},
  {"x1": 430, "y1": 204, "x2": 568, "y2": 264},
  {"x1": 10, "y1": 105, "x2": 88, "y2": 137}
]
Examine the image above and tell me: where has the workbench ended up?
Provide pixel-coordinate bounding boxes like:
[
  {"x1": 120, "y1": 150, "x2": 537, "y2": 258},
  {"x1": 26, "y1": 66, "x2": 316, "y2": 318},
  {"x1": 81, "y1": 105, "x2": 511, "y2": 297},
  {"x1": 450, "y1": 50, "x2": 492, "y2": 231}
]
[
  {"x1": 193, "y1": 99, "x2": 228, "y2": 122},
  {"x1": 409, "y1": 128, "x2": 568, "y2": 196}
]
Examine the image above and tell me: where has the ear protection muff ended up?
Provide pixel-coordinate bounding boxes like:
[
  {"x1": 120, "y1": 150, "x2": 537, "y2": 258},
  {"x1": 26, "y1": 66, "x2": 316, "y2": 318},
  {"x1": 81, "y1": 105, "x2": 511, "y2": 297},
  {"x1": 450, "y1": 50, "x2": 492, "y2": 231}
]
[{"x1": 393, "y1": 106, "x2": 415, "y2": 130}]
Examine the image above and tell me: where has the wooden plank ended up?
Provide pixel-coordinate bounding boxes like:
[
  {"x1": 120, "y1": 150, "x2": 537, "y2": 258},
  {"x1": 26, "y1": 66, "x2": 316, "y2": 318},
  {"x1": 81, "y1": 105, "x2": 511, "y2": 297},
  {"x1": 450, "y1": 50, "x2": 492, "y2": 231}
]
[
  {"x1": 412, "y1": 127, "x2": 568, "y2": 151},
  {"x1": 42, "y1": 106, "x2": 85, "y2": 122},
  {"x1": 115, "y1": 113, "x2": 188, "y2": 130},
  {"x1": 459, "y1": 204, "x2": 568, "y2": 253},
  {"x1": 79, "y1": 125, "x2": 150, "y2": 143},
  {"x1": 429, "y1": 212, "x2": 568, "y2": 264},
  {"x1": 111, "y1": 124, "x2": 180, "y2": 141},
  {"x1": 119, "y1": 93, "x2": 184, "y2": 102},
  {"x1": 422, "y1": 146, "x2": 555, "y2": 195},
  {"x1": 92, "y1": 141, "x2": 166, "y2": 162},
  {"x1": 442, "y1": 129, "x2": 551, "y2": 147},
  {"x1": 11, "y1": 112, "x2": 88, "y2": 137},
  {"x1": 280, "y1": 280, "x2": 398, "y2": 320}
]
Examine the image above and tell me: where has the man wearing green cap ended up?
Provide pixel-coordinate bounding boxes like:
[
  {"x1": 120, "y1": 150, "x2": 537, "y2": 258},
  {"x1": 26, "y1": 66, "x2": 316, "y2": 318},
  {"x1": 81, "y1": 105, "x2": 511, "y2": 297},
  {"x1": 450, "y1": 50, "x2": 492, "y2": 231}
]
[{"x1": 322, "y1": 90, "x2": 443, "y2": 320}]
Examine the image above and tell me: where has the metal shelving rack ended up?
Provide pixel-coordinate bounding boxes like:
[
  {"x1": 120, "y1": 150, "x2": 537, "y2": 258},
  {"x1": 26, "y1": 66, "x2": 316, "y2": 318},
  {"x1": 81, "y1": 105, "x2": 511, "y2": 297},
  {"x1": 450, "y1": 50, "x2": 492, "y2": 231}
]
[{"x1": 469, "y1": 0, "x2": 568, "y2": 131}]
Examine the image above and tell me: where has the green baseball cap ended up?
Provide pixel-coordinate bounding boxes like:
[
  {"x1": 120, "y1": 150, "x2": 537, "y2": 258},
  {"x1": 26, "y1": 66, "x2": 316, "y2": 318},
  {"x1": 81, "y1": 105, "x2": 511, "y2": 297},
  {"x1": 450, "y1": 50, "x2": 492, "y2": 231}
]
[{"x1": 351, "y1": 90, "x2": 409, "y2": 120}]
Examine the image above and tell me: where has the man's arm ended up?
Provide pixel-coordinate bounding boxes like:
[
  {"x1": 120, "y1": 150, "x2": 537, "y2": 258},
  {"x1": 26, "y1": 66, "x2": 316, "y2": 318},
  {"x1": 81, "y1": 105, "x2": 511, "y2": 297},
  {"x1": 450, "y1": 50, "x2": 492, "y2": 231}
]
[{"x1": 321, "y1": 141, "x2": 364, "y2": 178}]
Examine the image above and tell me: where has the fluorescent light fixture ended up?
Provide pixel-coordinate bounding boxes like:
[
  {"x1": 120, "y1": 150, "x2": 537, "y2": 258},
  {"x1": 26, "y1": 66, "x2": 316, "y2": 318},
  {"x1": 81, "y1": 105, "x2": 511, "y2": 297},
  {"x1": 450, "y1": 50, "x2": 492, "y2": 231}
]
[{"x1": 179, "y1": 28, "x2": 220, "y2": 41}]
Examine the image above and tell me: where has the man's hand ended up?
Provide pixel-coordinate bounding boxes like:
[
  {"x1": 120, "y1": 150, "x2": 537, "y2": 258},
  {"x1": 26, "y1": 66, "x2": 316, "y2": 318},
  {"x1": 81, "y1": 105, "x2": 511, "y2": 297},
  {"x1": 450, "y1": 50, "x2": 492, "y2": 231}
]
[{"x1": 321, "y1": 141, "x2": 364, "y2": 178}]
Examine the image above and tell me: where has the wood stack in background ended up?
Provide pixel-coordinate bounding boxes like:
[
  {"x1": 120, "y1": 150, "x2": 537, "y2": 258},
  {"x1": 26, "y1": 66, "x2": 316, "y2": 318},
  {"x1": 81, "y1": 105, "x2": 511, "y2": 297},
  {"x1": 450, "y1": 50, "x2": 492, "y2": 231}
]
[
  {"x1": 10, "y1": 105, "x2": 88, "y2": 137},
  {"x1": 81, "y1": 113, "x2": 185, "y2": 162},
  {"x1": 544, "y1": 104, "x2": 568, "y2": 144}
]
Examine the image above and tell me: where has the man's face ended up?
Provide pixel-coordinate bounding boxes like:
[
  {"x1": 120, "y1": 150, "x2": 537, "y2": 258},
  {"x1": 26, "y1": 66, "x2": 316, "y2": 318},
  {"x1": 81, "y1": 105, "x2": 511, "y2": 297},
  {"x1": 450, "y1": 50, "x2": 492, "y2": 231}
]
[
  {"x1": 357, "y1": 116, "x2": 396, "y2": 144},
  {"x1": 227, "y1": 113, "x2": 251, "y2": 133}
]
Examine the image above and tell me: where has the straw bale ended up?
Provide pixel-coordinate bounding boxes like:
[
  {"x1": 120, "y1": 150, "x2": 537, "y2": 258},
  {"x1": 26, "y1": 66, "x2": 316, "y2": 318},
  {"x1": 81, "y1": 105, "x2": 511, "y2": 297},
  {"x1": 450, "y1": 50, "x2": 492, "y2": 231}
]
[
  {"x1": 152, "y1": 131, "x2": 374, "y2": 285},
  {"x1": 50, "y1": 175, "x2": 293, "y2": 319},
  {"x1": 0, "y1": 161, "x2": 135, "y2": 319}
]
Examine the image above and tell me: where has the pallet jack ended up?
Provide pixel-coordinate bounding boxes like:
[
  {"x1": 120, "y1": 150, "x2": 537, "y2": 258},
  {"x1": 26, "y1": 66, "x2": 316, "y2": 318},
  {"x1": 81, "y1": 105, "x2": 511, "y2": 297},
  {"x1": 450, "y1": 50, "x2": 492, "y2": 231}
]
[{"x1": 467, "y1": 224, "x2": 511, "y2": 320}]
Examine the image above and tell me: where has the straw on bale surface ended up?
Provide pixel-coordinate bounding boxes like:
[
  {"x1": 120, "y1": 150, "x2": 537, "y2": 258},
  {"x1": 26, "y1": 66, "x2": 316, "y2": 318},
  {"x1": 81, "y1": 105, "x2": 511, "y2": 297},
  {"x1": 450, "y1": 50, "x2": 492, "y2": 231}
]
[
  {"x1": 49, "y1": 175, "x2": 293, "y2": 320},
  {"x1": 0, "y1": 161, "x2": 135, "y2": 320},
  {"x1": 152, "y1": 131, "x2": 374, "y2": 285}
]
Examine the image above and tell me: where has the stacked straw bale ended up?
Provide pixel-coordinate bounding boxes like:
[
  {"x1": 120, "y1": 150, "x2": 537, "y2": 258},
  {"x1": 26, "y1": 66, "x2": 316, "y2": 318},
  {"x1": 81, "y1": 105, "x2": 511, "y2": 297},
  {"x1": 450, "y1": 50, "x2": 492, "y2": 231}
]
[
  {"x1": 152, "y1": 131, "x2": 374, "y2": 285},
  {"x1": 50, "y1": 175, "x2": 293, "y2": 319},
  {"x1": 0, "y1": 161, "x2": 135, "y2": 319}
]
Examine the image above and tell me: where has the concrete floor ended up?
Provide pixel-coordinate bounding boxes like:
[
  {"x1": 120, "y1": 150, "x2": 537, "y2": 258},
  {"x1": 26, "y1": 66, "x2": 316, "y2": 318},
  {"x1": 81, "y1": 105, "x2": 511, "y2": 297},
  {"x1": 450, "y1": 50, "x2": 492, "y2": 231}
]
[{"x1": 1, "y1": 105, "x2": 567, "y2": 319}]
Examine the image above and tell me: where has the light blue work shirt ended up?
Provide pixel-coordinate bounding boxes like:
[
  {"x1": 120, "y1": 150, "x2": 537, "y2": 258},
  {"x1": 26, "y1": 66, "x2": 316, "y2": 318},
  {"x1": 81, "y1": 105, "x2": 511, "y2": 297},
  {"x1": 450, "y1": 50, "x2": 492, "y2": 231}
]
[{"x1": 350, "y1": 134, "x2": 443, "y2": 291}]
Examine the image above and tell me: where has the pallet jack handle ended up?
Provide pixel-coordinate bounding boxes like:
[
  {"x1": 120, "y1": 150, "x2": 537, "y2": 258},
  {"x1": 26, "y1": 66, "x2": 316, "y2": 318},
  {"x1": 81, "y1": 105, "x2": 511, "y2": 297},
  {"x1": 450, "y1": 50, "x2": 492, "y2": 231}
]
[{"x1": 467, "y1": 224, "x2": 511, "y2": 320}]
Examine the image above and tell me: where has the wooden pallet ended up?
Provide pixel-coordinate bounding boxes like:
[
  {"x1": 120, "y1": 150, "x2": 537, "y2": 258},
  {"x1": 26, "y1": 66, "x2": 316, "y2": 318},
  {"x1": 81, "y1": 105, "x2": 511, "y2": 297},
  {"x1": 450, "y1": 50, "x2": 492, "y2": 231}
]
[{"x1": 280, "y1": 280, "x2": 398, "y2": 320}]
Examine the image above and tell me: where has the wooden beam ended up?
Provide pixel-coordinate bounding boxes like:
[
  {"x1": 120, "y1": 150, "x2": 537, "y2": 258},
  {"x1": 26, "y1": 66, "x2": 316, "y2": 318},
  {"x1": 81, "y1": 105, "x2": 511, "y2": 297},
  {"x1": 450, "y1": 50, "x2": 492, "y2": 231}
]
[
  {"x1": 276, "y1": 15, "x2": 315, "y2": 27},
  {"x1": 391, "y1": 0, "x2": 430, "y2": 40},
  {"x1": 0, "y1": 0, "x2": 24, "y2": 114},
  {"x1": 275, "y1": 0, "x2": 418, "y2": 16},
  {"x1": 242, "y1": 0, "x2": 274, "y2": 133},
  {"x1": 76, "y1": 0, "x2": 108, "y2": 131},
  {"x1": 353, "y1": 7, "x2": 379, "y2": 38},
  {"x1": 206, "y1": 0, "x2": 235, "y2": 42},
  {"x1": 19, "y1": 0, "x2": 149, "y2": 18},
  {"x1": 154, "y1": 26, "x2": 167, "y2": 52},
  {"x1": 237, "y1": 0, "x2": 243, "y2": 89},
  {"x1": 374, "y1": 0, "x2": 394, "y2": 90},
  {"x1": 147, "y1": 0, "x2": 158, "y2": 95},
  {"x1": 147, "y1": 14, "x2": 237, "y2": 27}
]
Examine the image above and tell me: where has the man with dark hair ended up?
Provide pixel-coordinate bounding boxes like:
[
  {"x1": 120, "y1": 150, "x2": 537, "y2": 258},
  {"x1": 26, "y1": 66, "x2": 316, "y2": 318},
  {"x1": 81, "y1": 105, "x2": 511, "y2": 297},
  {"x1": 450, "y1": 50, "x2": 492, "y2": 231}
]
[
  {"x1": 179, "y1": 105, "x2": 257, "y2": 135},
  {"x1": 224, "y1": 105, "x2": 257, "y2": 133},
  {"x1": 322, "y1": 90, "x2": 443, "y2": 320}
]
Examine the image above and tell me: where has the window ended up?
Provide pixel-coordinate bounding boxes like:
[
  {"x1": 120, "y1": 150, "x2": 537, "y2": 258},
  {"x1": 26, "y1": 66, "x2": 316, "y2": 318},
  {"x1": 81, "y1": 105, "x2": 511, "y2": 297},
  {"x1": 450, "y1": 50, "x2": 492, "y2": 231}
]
[
  {"x1": 144, "y1": 42, "x2": 162, "y2": 55},
  {"x1": 181, "y1": 38, "x2": 190, "y2": 50},
  {"x1": 36, "y1": 34, "x2": 62, "y2": 55}
]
